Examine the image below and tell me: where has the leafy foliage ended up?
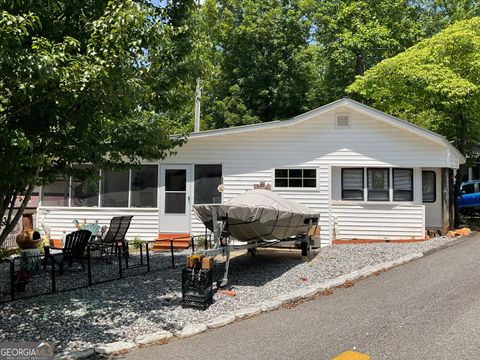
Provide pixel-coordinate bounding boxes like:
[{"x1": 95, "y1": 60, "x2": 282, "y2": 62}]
[
  {"x1": 348, "y1": 17, "x2": 480, "y2": 155},
  {"x1": 348, "y1": 17, "x2": 480, "y2": 226},
  {"x1": 193, "y1": 0, "x2": 480, "y2": 125},
  {"x1": 0, "y1": 0, "x2": 197, "y2": 244},
  {"x1": 199, "y1": 0, "x2": 325, "y2": 128}
]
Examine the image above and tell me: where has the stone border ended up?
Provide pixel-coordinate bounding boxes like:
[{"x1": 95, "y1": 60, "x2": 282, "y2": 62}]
[{"x1": 55, "y1": 241, "x2": 464, "y2": 359}]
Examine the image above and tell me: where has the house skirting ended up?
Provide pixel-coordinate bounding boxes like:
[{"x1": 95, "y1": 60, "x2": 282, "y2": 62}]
[{"x1": 332, "y1": 237, "x2": 429, "y2": 244}]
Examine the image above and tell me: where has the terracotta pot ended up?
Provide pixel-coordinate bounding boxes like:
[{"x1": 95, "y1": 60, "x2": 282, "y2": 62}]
[{"x1": 16, "y1": 230, "x2": 42, "y2": 249}]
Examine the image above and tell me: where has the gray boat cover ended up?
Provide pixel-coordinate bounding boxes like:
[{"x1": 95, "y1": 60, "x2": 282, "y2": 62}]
[{"x1": 193, "y1": 189, "x2": 319, "y2": 242}]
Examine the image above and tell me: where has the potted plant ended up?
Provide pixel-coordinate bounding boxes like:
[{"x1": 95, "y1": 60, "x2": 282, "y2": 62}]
[{"x1": 14, "y1": 270, "x2": 31, "y2": 293}]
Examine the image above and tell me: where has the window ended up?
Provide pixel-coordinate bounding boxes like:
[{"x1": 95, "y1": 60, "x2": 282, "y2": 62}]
[
  {"x1": 164, "y1": 169, "x2": 186, "y2": 213},
  {"x1": 367, "y1": 168, "x2": 389, "y2": 201},
  {"x1": 274, "y1": 169, "x2": 317, "y2": 188},
  {"x1": 472, "y1": 164, "x2": 480, "y2": 180},
  {"x1": 101, "y1": 170, "x2": 129, "y2": 207},
  {"x1": 461, "y1": 183, "x2": 475, "y2": 194},
  {"x1": 131, "y1": 165, "x2": 158, "y2": 207},
  {"x1": 422, "y1": 171, "x2": 436, "y2": 203},
  {"x1": 393, "y1": 169, "x2": 413, "y2": 201},
  {"x1": 194, "y1": 165, "x2": 222, "y2": 204},
  {"x1": 342, "y1": 168, "x2": 364, "y2": 200},
  {"x1": 71, "y1": 172, "x2": 99, "y2": 207},
  {"x1": 42, "y1": 177, "x2": 69, "y2": 206}
]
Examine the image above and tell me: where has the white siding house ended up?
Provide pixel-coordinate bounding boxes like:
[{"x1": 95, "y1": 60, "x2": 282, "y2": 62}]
[{"x1": 37, "y1": 98, "x2": 464, "y2": 246}]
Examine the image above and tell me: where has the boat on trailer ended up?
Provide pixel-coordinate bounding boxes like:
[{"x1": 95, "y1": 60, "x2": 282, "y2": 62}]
[
  {"x1": 194, "y1": 189, "x2": 319, "y2": 243},
  {"x1": 193, "y1": 189, "x2": 319, "y2": 286}
]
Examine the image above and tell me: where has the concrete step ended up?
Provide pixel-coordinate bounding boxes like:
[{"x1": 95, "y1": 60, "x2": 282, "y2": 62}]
[{"x1": 152, "y1": 233, "x2": 191, "y2": 250}]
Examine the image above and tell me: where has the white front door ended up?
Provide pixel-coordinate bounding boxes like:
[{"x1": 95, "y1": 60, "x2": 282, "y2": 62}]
[
  {"x1": 159, "y1": 165, "x2": 192, "y2": 233},
  {"x1": 422, "y1": 168, "x2": 442, "y2": 229}
]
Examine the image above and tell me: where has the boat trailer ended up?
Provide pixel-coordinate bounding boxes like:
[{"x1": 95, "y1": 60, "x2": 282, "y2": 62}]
[{"x1": 193, "y1": 209, "x2": 319, "y2": 287}]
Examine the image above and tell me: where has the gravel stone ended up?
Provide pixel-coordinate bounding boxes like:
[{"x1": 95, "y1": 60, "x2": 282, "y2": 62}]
[
  {"x1": 0, "y1": 236, "x2": 460, "y2": 353},
  {"x1": 175, "y1": 323, "x2": 208, "y2": 338},
  {"x1": 95, "y1": 341, "x2": 136, "y2": 355},
  {"x1": 234, "y1": 307, "x2": 262, "y2": 319},
  {"x1": 205, "y1": 315, "x2": 236, "y2": 329},
  {"x1": 135, "y1": 330, "x2": 173, "y2": 345},
  {"x1": 260, "y1": 300, "x2": 283, "y2": 312},
  {"x1": 55, "y1": 348, "x2": 94, "y2": 360}
]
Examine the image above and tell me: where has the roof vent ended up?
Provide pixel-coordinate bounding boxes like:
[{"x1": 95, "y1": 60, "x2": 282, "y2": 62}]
[{"x1": 335, "y1": 114, "x2": 350, "y2": 128}]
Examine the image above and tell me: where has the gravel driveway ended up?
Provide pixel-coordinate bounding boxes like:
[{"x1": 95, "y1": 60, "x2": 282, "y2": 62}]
[{"x1": 0, "y1": 236, "x2": 458, "y2": 353}]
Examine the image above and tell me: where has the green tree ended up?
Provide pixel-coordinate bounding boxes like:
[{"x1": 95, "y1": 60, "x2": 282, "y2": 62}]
[
  {"x1": 0, "y1": 0, "x2": 196, "y2": 245},
  {"x1": 306, "y1": 0, "x2": 428, "y2": 101},
  {"x1": 418, "y1": 0, "x2": 480, "y2": 35},
  {"x1": 348, "y1": 17, "x2": 480, "y2": 227},
  {"x1": 199, "y1": 0, "x2": 324, "y2": 128}
]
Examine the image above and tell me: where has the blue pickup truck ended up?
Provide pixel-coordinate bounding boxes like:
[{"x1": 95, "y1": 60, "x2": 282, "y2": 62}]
[{"x1": 458, "y1": 180, "x2": 480, "y2": 214}]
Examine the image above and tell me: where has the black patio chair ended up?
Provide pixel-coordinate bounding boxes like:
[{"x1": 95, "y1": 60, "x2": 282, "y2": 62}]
[
  {"x1": 44, "y1": 229, "x2": 92, "y2": 275},
  {"x1": 90, "y1": 216, "x2": 133, "y2": 258}
]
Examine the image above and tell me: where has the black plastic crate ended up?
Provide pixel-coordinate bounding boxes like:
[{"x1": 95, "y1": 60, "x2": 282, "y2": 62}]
[
  {"x1": 182, "y1": 292, "x2": 213, "y2": 310},
  {"x1": 182, "y1": 267, "x2": 213, "y2": 310}
]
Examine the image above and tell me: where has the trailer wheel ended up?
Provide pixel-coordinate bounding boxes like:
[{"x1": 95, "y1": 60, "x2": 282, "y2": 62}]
[{"x1": 247, "y1": 247, "x2": 257, "y2": 256}]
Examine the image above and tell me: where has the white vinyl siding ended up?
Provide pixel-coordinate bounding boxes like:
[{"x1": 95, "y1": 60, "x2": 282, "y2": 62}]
[
  {"x1": 38, "y1": 208, "x2": 159, "y2": 241},
  {"x1": 163, "y1": 106, "x2": 449, "y2": 244},
  {"x1": 38, "y1": 104, "x2": 459, "y2": 244},
  {"x1": 332, "y1": 203, "x2": 425, "y2": 240}
]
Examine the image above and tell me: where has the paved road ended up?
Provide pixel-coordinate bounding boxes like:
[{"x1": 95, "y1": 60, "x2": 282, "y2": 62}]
[{"x1": 119, "y1": 237, "x2": 480, "y2": 360}]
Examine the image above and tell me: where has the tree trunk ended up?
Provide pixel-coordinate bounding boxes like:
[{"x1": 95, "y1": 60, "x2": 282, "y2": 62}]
[
  {"x1": 453, "y1": 111, "x2": 468, "y2": 228},
  {"x1": 0, "y1": 184, "x2": 36, "y2": 247},
  {"x1": 453, "y1": 164, "x2": 464, "y2": 228},
  {"x1": 0, "y1": 165, "x2": 40, "y2": 247},
  {"x1": 355, "y1": 53, "x2": 365, "y2": 76}
]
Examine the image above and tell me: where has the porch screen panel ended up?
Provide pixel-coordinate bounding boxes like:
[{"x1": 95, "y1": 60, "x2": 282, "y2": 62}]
[
  {"x1": 194, "y1": 165, "x2": 222, "y2": 204},
  {"x1": 367, "y1": 168, "x2": 389, "y2": 201},
  {"x1": 42, "y1": 177, "x2": 69, "y2": 206},
  {"x1": 71, "y1": 175, "x2": 99, "y2": 207},
  {"x1": 101, "y1": 170, "x2": 129, "y2": 207},
  {"x1": 131, "y1": 165, "x2": 158, "y2": 207},
  {"x1": 165, "y1": 169, "x2": 186, "y2": 213},
  {"x1": 342, "y1": 168, "x2": 364, "y2": 200},
  {"x1": 393, "y1": 169, "x2": 413, "y2": 201}
]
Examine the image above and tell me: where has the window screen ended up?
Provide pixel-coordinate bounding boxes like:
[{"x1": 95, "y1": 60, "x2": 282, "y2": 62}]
[
  {"x1": 274, "y1": 169, "x2": 317, "y2": 188},
  {"x1": 393, "y1": 168, "x2": 413, "y2": 201},
  {"x1": 101, "y1": 170, "x2": 129, "y2": 207},
  {"x1": 342, "y1": 168, "x2": 364, "y2": 200},
  {"x1": 422, "y1": 171, "x2": 436, "y2": 203},
  {"x1": 194, "y1": 165, "x2": 222, "y2": 204},
  {"x1": 71, "y1": 170, "x2": 99, "y2": 207},
  {"x1": 462, "y1": 183, "x2": 475, "y2": 194},
  {"x1": 367, "y1": 168, "x2": 389, "y2": 201},
  {"x1": 131, "y1": 165, "x2": 158, "y2": 207},
  {"x1": 42, "y1": 177, "x2": 69, "y2": 206}
]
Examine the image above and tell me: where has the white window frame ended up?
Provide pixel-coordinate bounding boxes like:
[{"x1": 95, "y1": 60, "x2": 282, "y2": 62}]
[
  {"x1": 272, "y1": 167, "x2": 319, "y2": 190},
  {"x1": 392, "y1": 168, "x2": 414, "y2": 202},
  {"x1": 39, "y1": 164, "x2": 160, "y2": 209},
  {"x1": 340, "y1": 167, "x2": 415, "y2": 204}
]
